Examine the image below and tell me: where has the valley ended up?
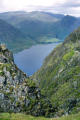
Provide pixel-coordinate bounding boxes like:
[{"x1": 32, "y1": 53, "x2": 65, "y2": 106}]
[
  {"x1": 0, "y1": 8, "x2": 80, "y2": 120},
  {"x1": 0, "y1": 11, "x2": 80, "y2": 53},
  {"x1": 0, "y1": 26, "x2": 80, "y2": 119},
  {"x1": 14, "y1": 42, "x2": 60, "y2": 75}
]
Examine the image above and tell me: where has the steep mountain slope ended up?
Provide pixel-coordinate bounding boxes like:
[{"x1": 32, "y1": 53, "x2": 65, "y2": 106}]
[
  {"x1": 50, "y1": 15, "x2": 80, "y2": 39},
  {"x1": 0, "y1": 11, "x2": 79, "y2": 42},
  {"x1": 0, "y1": 19, "x2": 33, "y2": 52},
  {"x1": 32, "y1": 27, "x2": 80, "y2": 116},
  {"x1": 0, "y1": 45, "x2": 54, "y2": 117}
]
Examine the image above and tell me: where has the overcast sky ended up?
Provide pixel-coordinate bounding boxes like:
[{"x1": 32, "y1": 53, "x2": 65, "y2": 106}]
[{"x1": 0, "y1": 0, "x2": 80, "y2": 17}]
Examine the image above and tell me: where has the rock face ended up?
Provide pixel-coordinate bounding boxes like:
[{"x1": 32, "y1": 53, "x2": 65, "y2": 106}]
[
  {"x1": 32, "y1": 27, "x2": 80, "y2": 116},
  {"x1": 0, "y1": 45, "x2": 53, "y2": 117}
]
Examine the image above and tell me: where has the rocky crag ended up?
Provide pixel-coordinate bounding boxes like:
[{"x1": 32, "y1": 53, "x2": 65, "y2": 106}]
[{"x1": 0, "y1": 44, "x2": 53, "y2": 117}]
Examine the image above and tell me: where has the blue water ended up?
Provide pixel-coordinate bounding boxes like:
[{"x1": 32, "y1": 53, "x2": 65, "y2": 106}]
[{"x1": 14, "y1": 43, "x2": 59, "y2": 76}]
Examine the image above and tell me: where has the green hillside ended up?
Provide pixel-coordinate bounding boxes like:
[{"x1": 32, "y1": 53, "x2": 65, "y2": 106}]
[
  {"x1": 0, "y1": 19, "x2": 34, "y2": 52},
  {"x1": 0, "y1": 112, "x2": 80, "y2": 120},
  {"x1": 32, "y1": 27, "x2": 80, "y2": 116}
]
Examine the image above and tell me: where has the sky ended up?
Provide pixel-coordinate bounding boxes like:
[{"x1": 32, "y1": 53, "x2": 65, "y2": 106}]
[{"x1": 0, "y1": 0, "x2": 80, "y2": 17}]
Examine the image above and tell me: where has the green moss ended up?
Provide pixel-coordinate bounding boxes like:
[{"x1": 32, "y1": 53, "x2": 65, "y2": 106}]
[
  {"x1": 25, "y1": 78, "x2": 36, "y2": 87},
  {"x1": 63, "y1": 50, "x2": 75, "y2": 61}
]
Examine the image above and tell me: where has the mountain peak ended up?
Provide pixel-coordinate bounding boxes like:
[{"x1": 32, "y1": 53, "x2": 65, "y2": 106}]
[
  {"x1": 63, "y1": 15, "x2": 77, "y2": 19},
  {"x1": 61, "y1": 15, "x2": 77, "y2": 25}
]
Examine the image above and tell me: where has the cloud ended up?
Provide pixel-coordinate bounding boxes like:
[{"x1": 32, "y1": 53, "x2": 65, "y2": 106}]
[
  {"x1": 0, "y1": 0, "x2": 5, "y2": 11},
  {"x1": 0, "y1": 0, "x2": 80, "y2": 17},
  {"x1": 62, "y1": 0, "x2": 80, "y2": 8},
  {"x1": 56, "y1": 0, "x2": 80, "y2": 16}
]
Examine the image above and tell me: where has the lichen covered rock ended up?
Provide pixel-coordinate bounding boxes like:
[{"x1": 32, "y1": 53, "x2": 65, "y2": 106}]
[{"x1": 0, "y1": 45, "x2": 53, "y2": 117}]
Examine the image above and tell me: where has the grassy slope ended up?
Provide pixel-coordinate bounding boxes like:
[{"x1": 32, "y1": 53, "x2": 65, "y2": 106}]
[
  {"x1": 0, "y1": 113, "x2": 80, "y2": 120},
  {"x1": 32, "y1": 27, "x2": 80, "y2": 115}
]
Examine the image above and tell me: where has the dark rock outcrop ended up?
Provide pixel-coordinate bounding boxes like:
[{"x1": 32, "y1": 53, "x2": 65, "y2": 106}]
[{"x1": 0, "y1": 44, "x2": 53, "y2": 117}]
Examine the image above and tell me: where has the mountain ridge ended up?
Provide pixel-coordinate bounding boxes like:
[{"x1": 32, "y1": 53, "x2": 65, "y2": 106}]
[
  {"x1": 0, "y1": 11, "x2": 80, "y2": 53},
  {"x1": 32, "y1": 27, "x2": 80, "y2": 116}
]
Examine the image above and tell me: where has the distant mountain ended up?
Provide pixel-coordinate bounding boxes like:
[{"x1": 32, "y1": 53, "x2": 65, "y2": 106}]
[
  {"x1": 0, "y1": 11, "x2": 80, "y2": 51},
  {"x1": 0, "y1": 11, "x2": 63, "y2": 45},
  {"x1": 61, "y1": 15, "x2": 76, "y2": 24},
  {"x1": 50, "y1": 15, "x2": 80, "y2": 39},
  {"x1": 44, "y1": 12, "x2": 64, "y2": 19},
  {"x1": 0, "y1": 19, "x2": 34, "y2": 52},
  {"x1": 32, "y1": 27, "x2": 80, "y2": 116},
  {"x1": 0, "y1": 11, "x2": 60, "y2": 25},
  {"x1": 0, "y1": 11, "x2": 79, "y2": 39}
]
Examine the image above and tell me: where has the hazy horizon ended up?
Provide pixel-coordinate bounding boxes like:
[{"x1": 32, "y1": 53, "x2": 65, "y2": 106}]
[
  {"x1": 0, "y1": 0, "x2": 80, "y2": 17},
  {"x1": 0, "y1": 10, "x2": 79, "y2": 18}
]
